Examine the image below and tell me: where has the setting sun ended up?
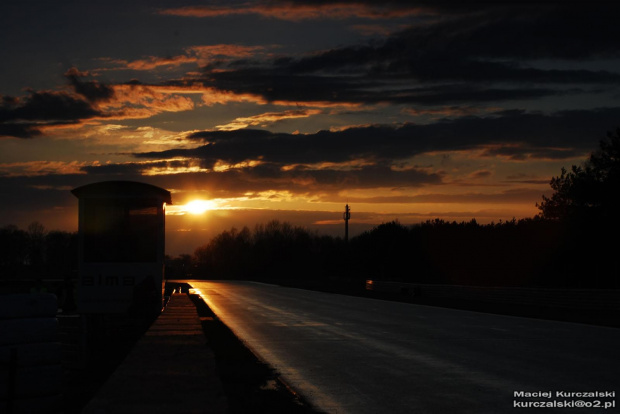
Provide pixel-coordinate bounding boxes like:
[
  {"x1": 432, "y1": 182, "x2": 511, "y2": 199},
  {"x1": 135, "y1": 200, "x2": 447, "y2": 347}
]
[{"x1": 184, "y1": 200, "x2": 216, "y2": 215}]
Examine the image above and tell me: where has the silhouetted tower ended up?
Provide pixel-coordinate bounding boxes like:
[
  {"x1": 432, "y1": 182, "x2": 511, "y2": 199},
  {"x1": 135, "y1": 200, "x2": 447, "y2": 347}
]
[
  {"x1": 343, "y1": 204, "x2": 351, "y2": 242},
  {"x1": 72, "y1": 180, "x2": 171, "y2": 314}
]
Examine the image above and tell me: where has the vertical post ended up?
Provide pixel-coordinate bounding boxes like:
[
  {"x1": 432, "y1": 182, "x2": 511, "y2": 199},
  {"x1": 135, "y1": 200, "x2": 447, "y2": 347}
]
[{"x1": 343, "y1": 204, "x2": 351, "y2": 242}]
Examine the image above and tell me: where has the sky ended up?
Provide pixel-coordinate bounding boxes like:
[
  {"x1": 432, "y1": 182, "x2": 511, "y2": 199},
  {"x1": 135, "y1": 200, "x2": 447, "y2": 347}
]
[{"x1": 1, "y1": 1, "x2": 620, "y2": 255}]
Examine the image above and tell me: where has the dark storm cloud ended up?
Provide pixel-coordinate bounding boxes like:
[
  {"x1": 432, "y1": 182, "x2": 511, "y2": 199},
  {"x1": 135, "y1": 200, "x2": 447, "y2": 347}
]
[
  {"x1": 0, "y1": 91, "x2": 100, "y2": 122},
  {"x1": 158, "y1": 1, "x2": 580, "y2": 23},
  {"x1": 192, "y1": 3, "x2": 620, "y2": 106},
  {"x1": 202, "y1": 67, "x2": 575, "y2": 106},
  {"x1": 134, "y1": 107, "x2": 620, "y2": 165},
  {"x1": 479, "y1": 145, "x2": 584, "y2": 161},
  {"x1": 385, "y1": 4, "x2": 620, "y2": 61},
  {"x1": 250, "y1": 163, "x2": 442, "y2": 189},
  {"x1": 0, "y1": 123, "x2": 43, "y2": 139},
  {"x1": 0, "y1": 91, "x2": 101, "y2": 138},
  {"x1": 386, "y1": 85, "x2": 569, "y2": 106},
  {"x1": 77, "y1": 160, "x2": 442, "y2": 195},
  {"x1": 79, "y1": 160, "x2": 191, "y2": 175},
  {"x1": 65, "y1": 68, "x2": 115, "y2": 103}
]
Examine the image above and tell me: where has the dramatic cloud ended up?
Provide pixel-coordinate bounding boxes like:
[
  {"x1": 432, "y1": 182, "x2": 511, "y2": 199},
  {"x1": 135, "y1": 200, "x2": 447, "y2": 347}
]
[
  {"x1": 0, "y1": 123, "x2": 44, "y2": 139},
  {"x1": 102, "y1": 55, "x2": 197, "y2": 71},
  {"x1": 76, "y1": 162, "x2": 442, "y2": 197},
  {"x1": 159, "y1": 1, "x2": 430, "y2": 21},
  {"x1": 0, "y1": 90, "x2": 102, "y2": 138},
  {"x1": 135, "y1": 107, "x2": 620, "y2": 166},
  {"x1": 406, "y1": 4, "x2": 620, "y2": 61},
  {"x1": 0, "y1": 91, "x2": 99, "y2": 122},
  {"x1": 98, "y1": 45, "x2": 268, "y2": 72},
  {"x1": 1, "y1": 0, "x2": 618, "y2": 243},
  {"x1": 0, "y1": 73, "x2": 204, "y2": 138},
  {"x1": 402, "y1": 106, "x2": 500, "y2": 118},
  {"x1": 0, "y1": 161, "x2": 88, "y2": 177},
  {"x1": 106, "y1": 83, "x2": 196, "y2": 117},
  {"x1": 64, "y1": 68, "x2": 115, "y2": 103},
  {"x1": 188, "y1": 44, "x2": 266, "y2": 58},
  {"x1": 202, "y1": 67, "x2": 576, "y2": 106},
  {"x1": 216, "y1": 109, "x2": 322, "y2": 130},
  {"x1": 180, "y1": 4, "x2": 620, "y2": 108}
]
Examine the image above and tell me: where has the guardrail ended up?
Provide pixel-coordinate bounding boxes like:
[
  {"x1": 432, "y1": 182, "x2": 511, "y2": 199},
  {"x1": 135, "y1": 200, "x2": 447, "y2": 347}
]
[{"x1": 365, "y1": 280, "x2": 620, "y2": 311}]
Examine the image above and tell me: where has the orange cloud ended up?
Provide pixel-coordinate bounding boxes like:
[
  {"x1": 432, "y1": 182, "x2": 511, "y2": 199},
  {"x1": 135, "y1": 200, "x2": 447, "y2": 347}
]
[
  {"x1": 201, "y1": 87, "x2": 267, "y2": 106},
  {"x1": 111, "y1": 83, "x2": 268, "y2": 108},
  {"x1": 100, "y1": 45, "x2": 267, "y2": 71},
  {"x1": 96, "y1": 56, "x2": 196, "y2": 71},
  {"x1": 142, "y1": 163, "x2": 210, "y2": 176},
  {"x1": 271, "y1": 99, "x2": 362, "y2": 109},
  {"x1": 122, "y1": 56, "x2": 196, "y2": 71},
  {"x1": 328, "y1": 123, "x2": 375, "y2": 132},
  {"x1": 63, "y1": 78, "x2": 274, "y2": 122},
  {"x1": 212, "y1": 159, "x2": 264, "y2": 172},
  {"x1": 0, "y1": 160, "x2": 88, "y2": 177},
  {"x1": 187, "y1": 44, "x2": 268, "y2": 66},
  {"x1": 159, "y1": 3, "x2": 430, "y2": 21},
  {"x1": 281, "y1": 159, "x2": 375, "y2": 172},
  {"x1": 98, "y1": 84, "x2": 196, "y2": 118},
  {"x1": 216, "y1": 109, "x2": 322, "y2": 130}
]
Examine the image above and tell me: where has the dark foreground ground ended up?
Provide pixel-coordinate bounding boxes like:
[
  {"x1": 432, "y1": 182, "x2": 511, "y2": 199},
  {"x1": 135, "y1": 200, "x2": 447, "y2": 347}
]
[
  {"x1": 59, "y1": 278, "x2": 618, "y2": 413},
  {"x1": 60, "y1": 281, "x2": 323, "y2": 414}
]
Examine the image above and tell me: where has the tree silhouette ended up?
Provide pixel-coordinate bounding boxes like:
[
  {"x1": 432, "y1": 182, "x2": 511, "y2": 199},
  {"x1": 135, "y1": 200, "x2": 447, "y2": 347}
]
[
  {"x1": 27, "y1": 221, "x2": 47, "y2": 269},
  {"x1": 537, "y1": 129, "x2": 620, "y2": 221},
  {"x1": 0, "y1": 225, "x2": 28, "y2": 275}
]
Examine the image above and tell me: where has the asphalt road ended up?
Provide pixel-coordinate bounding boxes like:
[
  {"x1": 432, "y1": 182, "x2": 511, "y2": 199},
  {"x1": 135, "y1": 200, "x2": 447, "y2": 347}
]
[{"x1": 187, "y1": 280, "x2": 620, "y2": 414}]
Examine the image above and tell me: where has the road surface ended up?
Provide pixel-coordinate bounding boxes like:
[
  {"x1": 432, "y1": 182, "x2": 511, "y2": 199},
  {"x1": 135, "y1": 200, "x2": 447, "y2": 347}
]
[{"x1": 187, "y1": 280, "x2": 620, "y2": 414}]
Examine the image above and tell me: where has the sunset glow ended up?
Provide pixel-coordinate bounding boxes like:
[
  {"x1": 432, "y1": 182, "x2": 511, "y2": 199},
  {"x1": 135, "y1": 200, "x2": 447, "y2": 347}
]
[
  {"x1": 0, "y1": 2, "x2": 618, "y2": 255},
  {"x1": 183, "y1": 200, "x2": 217, "y2": 215}
]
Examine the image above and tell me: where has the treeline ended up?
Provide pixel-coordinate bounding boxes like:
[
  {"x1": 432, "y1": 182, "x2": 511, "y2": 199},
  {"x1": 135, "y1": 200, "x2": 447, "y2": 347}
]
[
  {"x1": 0, "y1": 222, "x2": 78, "y2": 279},
  {"x1": 350, "y1": 217, "x2": 617, "y2": 288},
  {"x1": 170, "y1": 216, "x2": 617, "y2": 289},
  {"x1": 172, "y1": 129, "x2": 620, "y2": 288},
  {"x1": 168, "y1": 221, "x2": 346, "y2": 282},
  {"x1": 3, "y1": 215, "x2": 614, "y2": 288}
]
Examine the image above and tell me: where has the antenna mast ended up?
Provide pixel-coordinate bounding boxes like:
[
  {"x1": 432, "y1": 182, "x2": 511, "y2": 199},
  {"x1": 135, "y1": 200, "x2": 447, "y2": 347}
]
[{"x1": 343, "y1": 204, "x2": 351, "y2": 242}]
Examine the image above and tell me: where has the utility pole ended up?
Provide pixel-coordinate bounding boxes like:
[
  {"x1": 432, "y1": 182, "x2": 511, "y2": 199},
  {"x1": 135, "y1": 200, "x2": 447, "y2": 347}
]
[{"x1": 343, "y1": 204, "x2": 351, "y2": 242}]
